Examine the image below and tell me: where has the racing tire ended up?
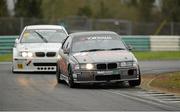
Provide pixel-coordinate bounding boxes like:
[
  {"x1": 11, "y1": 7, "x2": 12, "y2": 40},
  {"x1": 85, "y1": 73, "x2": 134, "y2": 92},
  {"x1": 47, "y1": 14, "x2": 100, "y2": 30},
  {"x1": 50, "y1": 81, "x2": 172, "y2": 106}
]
[
  {"x1": 12, "y1": 66, "x2": 17, "y2": 74},
  {"x1": 68, "y1": 67, "x2": 78, "y2": 88},
  {"x1": 56, "y1": 64, "x2": 63, "y2": 83},
  {"x1": 129, "y1": 75, "x2": 141, "y2": 87}
]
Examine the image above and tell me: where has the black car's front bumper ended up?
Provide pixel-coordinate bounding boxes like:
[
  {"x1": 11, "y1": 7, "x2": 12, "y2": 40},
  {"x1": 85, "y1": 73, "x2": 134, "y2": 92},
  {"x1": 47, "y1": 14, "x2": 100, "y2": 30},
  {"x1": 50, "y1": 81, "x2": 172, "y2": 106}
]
[{"x1": 72, "y1": 67, "x2": 140, "y2": 83}]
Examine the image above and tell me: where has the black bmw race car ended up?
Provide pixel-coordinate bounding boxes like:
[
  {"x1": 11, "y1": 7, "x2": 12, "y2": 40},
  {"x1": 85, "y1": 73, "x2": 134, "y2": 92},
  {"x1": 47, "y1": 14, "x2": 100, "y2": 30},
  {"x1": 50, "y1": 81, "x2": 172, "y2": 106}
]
[{"x1": 56, "y1": 31, "x2": 141, "y2": 88}]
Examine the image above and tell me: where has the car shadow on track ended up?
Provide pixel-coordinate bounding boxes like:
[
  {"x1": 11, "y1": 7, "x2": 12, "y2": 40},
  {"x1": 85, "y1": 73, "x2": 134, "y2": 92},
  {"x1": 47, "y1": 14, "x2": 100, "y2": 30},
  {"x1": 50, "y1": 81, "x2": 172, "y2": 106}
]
[
  {"x1": 55, "y1": 81, "x2": 141, "y2": 90},
  {"x1": 12, "y1": 71, "x2": 56, "y2": 75}
]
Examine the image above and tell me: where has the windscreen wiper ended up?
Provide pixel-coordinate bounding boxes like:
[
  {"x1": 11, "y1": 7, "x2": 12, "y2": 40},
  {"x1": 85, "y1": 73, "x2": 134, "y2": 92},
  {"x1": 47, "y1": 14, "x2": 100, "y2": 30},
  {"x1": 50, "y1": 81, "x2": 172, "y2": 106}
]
[
  {"x1": 34, "y1": 31, "x2": 48, "y2": 43},
  {"x1": 80, "y1": 49, "x2": 106, "y2": 52},
  {"x1": 109, "y1": 48, "x2": 126, "y2": 50}
]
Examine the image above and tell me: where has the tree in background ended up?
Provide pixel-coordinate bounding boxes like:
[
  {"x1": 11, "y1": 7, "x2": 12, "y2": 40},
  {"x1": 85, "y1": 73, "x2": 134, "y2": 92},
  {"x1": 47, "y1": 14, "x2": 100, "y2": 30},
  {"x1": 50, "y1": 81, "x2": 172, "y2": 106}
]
[
  {"x1": 96, "y1": 1, "x2": 112, "y2": 18},
  {"x1": 161, "y1": 0, "x2": 180, "y2": 22},
  {"x1": 128, "y1": 0, "x2": 155, "y2": 22},
  {"x1": 15, "y1": 0, "x2": 42, "y2": 18},
  {"x1": 138, "y1": 0, "x2": 155, "y2": 21},
  {"x1": 127, "y1": 0, "x2": 138, "y2": 7},
  {"x1": 77, "y1": 4, "x2": 92, "y2": 18},
  {"x1": 41, "y1": 0, "x2": 65, "y2": 20},
  {"x1": 41, "y1": 0, "x2": 139, "y2": 21},
  {"x1": 0, "y1": 0, "x2": 8, "y2": 17}
]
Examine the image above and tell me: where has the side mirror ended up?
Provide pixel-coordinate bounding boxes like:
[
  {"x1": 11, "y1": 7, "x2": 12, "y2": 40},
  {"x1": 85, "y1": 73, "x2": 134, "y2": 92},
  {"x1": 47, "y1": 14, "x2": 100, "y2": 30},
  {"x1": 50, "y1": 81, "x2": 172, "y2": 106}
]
[
  {"x1": 15, "y1": 39, "x2": 19, "y2": 44},
  {"x1": 127, "y1": 45, "x2": 133, "y2": 51},
  {"x1": 63, "y1": 49, "x2": 69, "y2": 54}
]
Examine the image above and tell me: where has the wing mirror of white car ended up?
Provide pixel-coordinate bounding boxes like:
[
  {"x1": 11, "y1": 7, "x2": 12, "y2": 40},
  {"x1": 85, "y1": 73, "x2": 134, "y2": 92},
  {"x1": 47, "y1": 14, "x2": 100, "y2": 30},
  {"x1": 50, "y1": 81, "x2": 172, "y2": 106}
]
[
  {"x1": 127, "y1": 45, "x2": 133, "y2": 51},
  {"x1": 15, "y1": 38, "x2": 20, "y2": 44}
]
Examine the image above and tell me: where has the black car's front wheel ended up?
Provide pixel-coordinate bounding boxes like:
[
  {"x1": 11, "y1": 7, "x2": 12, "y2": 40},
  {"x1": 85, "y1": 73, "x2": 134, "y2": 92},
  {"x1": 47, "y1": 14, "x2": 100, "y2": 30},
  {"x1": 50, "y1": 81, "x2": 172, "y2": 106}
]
[
  {"x1": 128, "y1": 75, "x2": 141, "y2": 87},
  {"x1": 56, "y1": 64, "x2": 63, "y2": 83},
  {"x1": 68, "y1": 66, "x2": 78, "y2": 88}
]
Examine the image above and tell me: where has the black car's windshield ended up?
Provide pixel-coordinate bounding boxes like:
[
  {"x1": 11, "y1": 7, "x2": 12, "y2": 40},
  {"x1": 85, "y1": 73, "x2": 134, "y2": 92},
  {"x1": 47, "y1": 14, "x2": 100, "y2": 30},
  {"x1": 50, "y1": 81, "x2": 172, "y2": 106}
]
[
  {"x1": 72, "y1": 34, "x2": 127, "y2": 53},
  {"x1": 21, "y1": 29, "x2": 67, "y2": 43}
]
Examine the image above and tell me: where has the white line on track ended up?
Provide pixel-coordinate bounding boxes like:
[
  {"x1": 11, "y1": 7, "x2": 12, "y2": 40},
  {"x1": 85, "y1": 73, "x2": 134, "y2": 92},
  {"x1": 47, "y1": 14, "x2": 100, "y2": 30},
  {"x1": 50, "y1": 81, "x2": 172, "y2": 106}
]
[
  {"x1": 0, "y1": 62, "x2": 12, "y2": 64},
  {"x1": 103, "y1": 90, "x2": 177, "y2": 111}
]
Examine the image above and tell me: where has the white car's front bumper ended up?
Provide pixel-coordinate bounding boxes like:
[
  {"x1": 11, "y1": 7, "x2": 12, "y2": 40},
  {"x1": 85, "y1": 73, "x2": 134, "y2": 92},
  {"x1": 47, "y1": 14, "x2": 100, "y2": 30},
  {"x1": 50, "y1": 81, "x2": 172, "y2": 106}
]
[{"x1": 12, "y1": 57, "x2": 58, "y2": 72}]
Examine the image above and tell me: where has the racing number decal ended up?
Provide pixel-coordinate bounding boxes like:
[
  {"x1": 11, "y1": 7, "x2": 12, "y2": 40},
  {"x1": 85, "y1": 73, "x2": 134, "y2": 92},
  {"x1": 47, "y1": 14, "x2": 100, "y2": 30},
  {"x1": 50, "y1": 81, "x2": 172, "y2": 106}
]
[{"x1": 17, "y1": 64, "x2": 23, "y2": 69}]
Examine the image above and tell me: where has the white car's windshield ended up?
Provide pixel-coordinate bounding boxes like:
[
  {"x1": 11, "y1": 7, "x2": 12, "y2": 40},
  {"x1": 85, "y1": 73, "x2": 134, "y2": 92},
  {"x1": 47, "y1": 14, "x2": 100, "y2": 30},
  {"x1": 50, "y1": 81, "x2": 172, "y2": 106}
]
[
  {"x1": 21, "y1": 29, "x2": 67, "y2": 43},
  {"x1": 72, "y1": 34, "x2": 127, "y2": 53}
]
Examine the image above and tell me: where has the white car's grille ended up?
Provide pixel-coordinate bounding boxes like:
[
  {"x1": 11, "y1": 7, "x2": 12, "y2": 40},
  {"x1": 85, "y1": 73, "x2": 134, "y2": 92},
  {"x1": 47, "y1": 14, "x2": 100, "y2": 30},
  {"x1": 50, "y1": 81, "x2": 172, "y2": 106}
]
[
  {"x1": 35, "y1": 52, "x2": 45, "y2": 57},
  {"x1": 35, "y1": 52, "x2": 56, "y2": 57},
  {"x1": 46, "y1": 52, "x2": 56, "y2": 57}
]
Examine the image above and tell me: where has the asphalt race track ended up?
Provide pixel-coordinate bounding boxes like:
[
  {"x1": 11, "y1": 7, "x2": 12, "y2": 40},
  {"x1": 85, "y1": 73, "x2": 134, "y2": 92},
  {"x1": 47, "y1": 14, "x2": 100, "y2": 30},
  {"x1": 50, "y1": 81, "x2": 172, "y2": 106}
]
[{"x1": 0, "y1": 61, "x2": 180, "y2": 111}]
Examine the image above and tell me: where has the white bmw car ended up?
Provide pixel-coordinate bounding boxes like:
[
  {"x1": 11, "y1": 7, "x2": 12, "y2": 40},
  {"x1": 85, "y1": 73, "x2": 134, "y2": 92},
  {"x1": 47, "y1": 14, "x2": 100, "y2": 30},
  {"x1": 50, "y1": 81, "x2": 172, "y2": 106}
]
[{"x1": 12, "y1": 25, "x2": 68, "y2": 73}]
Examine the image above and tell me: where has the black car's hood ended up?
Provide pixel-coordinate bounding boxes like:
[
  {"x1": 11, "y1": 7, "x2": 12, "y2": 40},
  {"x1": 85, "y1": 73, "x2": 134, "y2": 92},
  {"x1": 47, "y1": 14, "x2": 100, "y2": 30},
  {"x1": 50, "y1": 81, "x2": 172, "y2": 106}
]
[{"x1": 72, "y1": 50, "x2": 134, "y2": 63}]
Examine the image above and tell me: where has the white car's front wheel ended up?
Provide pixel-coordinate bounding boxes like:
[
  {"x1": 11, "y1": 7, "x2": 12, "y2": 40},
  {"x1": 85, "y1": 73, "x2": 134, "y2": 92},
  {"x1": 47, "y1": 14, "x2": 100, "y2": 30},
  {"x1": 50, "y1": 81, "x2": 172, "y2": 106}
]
[{"x1": 12, "y1": 65, "x2": 16, "y2": 73}]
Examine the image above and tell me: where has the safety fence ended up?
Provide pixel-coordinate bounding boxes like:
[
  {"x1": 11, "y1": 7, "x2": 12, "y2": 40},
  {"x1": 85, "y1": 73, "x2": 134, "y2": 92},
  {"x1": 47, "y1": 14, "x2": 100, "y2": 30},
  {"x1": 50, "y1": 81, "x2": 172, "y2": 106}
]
[
  {"x1": 0, "y1": 36, "x2": 180, "y2": 54},
  {"x1": 122, "y1": 36, "x2": 180, "y2": 51},
  {"x1": 1, "y1": 17, "x2": 180, "y2": 35},
  {"x1": 0, "y1": 36, "x2": 18, "y2": 54}
]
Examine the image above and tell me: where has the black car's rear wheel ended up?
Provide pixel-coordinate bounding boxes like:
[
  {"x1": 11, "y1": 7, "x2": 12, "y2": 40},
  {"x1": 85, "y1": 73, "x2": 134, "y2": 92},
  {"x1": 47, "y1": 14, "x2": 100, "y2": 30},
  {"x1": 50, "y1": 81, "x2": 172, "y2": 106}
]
[
  {"x1": 68, "y1": 67, "x2": 78, "y2": 88},
  {"x1": 129, "y1": 75, "x2": 141, "y2": 87}
]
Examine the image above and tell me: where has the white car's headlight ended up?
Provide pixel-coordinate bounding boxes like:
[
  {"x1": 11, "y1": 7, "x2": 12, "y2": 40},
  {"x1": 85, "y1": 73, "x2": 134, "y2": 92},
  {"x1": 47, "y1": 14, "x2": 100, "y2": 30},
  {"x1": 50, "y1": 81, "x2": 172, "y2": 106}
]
[
  {"x1": 86, "y1": 64, "x2": 94, "y2": 70},
  {"x1": 21, "y1": 52, "x2": 33, "y2": 57},
  {"x1": 57, "y1": 54, "x2": 61, "y2": 59},
  {"x1": 27, "y1": 52, "x2": 33, "y2": 57},
  {"x1": 22, "y1": 52, "x2": 28, "y2": 57}
]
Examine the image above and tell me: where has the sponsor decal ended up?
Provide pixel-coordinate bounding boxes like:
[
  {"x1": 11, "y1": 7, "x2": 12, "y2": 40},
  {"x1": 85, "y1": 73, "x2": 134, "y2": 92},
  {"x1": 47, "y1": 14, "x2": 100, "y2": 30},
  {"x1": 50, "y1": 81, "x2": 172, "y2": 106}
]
[
  {"x1": 87, "y1": 36, "x2": 112, "y2": 40},
  {"x1": 77, "y1": 36, "x2": 113, "y2": 42},
  {"x1": 97, "y1": 70, "x2": 119, "y2": 75},
  {"x1": 35, "y1": 30, "x2": 57, "y2": 32},
  {"x1": 59, "y1": 59, "x2": 68, "y2": 75}
]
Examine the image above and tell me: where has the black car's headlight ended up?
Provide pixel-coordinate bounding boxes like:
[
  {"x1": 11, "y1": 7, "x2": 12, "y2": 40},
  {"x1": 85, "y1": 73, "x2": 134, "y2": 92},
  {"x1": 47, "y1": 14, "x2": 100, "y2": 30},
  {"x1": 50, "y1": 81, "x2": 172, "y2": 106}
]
[
  {"x1": 81, "y1": 63, "x2": 94, "y2": 70},
  {"x1": 85, "y1": 64, "x2": 94, "y2": 70},
  {"x1": 73, "y1": 63, "x2": 94, "y2": 70}
]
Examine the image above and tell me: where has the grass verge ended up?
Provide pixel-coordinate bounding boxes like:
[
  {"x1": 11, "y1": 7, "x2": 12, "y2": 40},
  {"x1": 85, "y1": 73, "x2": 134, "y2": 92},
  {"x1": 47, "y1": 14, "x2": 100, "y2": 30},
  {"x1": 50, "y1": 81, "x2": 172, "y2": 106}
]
[
  {"x1": 0, "y1": 51, "x2": 180, "y2": 62},
  {"x1": 0, "y1": 54, "x2": 12, "y2": 62},
  {"x1": 134, "y1": 51, "x2": 180, "y2": 61},
  {"x1": 141, "y1": 72, "x2": 180, "y2": 95}
]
